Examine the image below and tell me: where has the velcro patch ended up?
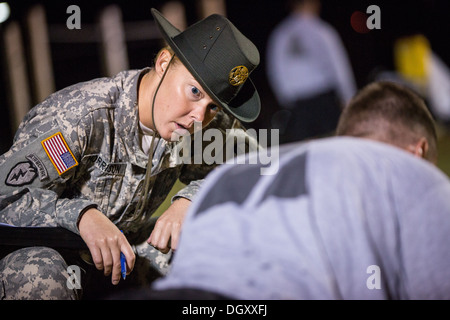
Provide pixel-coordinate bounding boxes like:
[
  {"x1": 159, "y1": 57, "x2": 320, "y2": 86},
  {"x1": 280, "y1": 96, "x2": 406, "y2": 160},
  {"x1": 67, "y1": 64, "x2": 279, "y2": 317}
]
[
  {"x1": 41, "y1": 132, "x2": 78, "y2": 175},
  {"x1": 26, "y1": 153, "x2": 48, "y2": 181}
]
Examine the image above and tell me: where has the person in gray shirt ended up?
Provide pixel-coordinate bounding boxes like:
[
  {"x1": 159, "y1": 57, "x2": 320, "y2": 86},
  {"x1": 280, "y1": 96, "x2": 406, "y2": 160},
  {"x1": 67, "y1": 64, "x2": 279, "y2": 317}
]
[
  {"x1": 122, "y1": 81, "x2": 449, "y2": 299},
  {"x1": 149, "y1": 136, "x2": 450, "y2": 299}
]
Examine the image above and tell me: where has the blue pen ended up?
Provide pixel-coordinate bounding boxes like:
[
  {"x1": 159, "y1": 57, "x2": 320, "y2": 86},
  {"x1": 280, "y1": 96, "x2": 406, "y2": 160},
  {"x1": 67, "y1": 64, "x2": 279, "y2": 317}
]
[
  {"x1": 120, "y1": 230, "x2": 127, "y2": 280},
  {"x1": 120, "y1": 252, "x2": 126, "y2": 280}
]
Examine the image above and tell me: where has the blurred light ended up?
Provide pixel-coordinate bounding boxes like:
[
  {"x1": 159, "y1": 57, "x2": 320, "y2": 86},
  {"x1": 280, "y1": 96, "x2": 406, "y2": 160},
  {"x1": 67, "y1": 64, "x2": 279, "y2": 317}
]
[{"x1": 0, "y1": 2, "x2": 10, "y2": 24}]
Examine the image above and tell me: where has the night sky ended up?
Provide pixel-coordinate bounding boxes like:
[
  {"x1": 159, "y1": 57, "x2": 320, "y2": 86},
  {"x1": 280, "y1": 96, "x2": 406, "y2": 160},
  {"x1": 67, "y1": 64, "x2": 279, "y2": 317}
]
[{"x1": 1, "y1": 0, "x2": 449, "y2": 153}]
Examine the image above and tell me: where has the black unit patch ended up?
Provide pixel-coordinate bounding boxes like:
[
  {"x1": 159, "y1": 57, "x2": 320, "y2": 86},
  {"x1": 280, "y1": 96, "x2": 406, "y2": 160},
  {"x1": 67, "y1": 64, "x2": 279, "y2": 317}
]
[{"x1": 5, "y1": 161, "x2": 38, "y2": 186}]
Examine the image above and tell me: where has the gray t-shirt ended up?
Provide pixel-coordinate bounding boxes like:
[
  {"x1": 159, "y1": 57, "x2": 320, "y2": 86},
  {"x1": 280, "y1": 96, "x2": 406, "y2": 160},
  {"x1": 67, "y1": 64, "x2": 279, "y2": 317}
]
[{"x1": 153, "y1": 137, "x2": 450, "y2": 299}]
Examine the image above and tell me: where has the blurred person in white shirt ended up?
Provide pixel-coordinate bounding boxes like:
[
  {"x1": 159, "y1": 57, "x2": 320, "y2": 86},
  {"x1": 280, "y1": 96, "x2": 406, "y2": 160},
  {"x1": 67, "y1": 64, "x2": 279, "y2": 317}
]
[{"x1": 267, "y1": 0, "x2": 357, "y2": 143}]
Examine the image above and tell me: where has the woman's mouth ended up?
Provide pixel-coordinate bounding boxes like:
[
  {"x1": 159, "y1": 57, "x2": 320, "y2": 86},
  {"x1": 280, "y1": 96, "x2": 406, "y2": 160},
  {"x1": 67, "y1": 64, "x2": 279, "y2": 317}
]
[
  {"x1": 172, "y1": 122, "x2": 191, "y2": 140},
  {"x1": 176, "y1": 123, "x2": 188, "y2": 130}
]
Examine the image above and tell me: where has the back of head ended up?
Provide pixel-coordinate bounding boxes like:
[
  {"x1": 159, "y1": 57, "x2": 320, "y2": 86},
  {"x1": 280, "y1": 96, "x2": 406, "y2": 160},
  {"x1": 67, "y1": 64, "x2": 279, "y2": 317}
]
[{"x1": 336, "y1": 81, "x2": 438, "y2": 163}]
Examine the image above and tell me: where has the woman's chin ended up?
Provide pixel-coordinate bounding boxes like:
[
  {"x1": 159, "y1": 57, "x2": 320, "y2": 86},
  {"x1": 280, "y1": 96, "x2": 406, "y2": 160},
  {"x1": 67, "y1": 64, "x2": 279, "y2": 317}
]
[{"x1": 168, "y1": 128, "x2": 190, "y2": 142}]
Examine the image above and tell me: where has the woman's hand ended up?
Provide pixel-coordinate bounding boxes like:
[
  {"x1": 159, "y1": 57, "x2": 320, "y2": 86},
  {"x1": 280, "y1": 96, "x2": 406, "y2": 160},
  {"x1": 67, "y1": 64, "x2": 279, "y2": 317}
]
[
  {"x1": 78, "y1": 208, "x2": 136, "y2": 285},
  {"x1": 147, "y1": 197, "x2": 191, "y2": 253}
]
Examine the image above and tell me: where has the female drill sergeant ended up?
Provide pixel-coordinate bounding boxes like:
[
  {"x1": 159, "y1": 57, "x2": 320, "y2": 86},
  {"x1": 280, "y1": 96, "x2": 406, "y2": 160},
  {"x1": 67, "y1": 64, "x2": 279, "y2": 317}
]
[{"x1": 0, "y1": 8, "x2": 261, "y2": 299}]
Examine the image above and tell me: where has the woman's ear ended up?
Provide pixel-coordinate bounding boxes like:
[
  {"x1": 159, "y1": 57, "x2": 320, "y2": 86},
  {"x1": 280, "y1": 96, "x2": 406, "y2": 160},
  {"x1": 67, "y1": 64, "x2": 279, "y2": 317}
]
[{"x1": 155, "y1": 49, "x2": 172, "y2": 76}]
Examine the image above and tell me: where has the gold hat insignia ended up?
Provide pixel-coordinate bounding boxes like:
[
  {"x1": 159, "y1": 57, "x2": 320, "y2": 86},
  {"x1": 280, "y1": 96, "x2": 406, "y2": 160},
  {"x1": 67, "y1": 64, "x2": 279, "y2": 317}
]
[{"x1": 229, "y1": 66, "x2": 249, "y2": 86}]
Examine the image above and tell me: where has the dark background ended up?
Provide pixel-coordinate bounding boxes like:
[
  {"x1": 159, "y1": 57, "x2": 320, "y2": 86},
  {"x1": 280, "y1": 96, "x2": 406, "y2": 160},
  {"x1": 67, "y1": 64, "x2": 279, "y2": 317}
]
[{"x1": 1, "y1": 0, "x2": 450, "y2": 154}]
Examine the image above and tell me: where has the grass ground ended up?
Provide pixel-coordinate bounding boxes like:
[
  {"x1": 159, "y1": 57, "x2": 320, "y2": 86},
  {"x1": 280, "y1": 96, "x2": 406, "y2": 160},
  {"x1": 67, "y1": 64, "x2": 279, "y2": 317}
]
[{"x1": 437, "y1": 125, "x2": 450, "y2": 177}]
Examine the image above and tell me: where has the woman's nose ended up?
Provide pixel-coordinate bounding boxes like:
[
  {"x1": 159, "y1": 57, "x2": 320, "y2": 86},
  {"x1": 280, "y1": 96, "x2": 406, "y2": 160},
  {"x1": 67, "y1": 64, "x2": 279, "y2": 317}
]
[{"x1": 189, "y1": 104, "x2": 207, "y2": 123}]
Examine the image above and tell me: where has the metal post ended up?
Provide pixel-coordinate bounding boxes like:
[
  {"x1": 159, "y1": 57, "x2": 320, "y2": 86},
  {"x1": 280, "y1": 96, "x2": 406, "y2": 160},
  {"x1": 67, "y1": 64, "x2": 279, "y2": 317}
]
[
  {"x1": 4, "y1": 21, "x2": 31, "y2": 131},
  {"x1": 99, "y1": 5, "x2": 129, "y2": 77},
  {"x1": 161, "y1": 1, "x2": 187, "y2": 31},
  {"x1": 27, "y1": 4, "x2": 55, "y2": 103},
  {"x1": 198, "y1": 0, "x2": 227, "y2": 18}
]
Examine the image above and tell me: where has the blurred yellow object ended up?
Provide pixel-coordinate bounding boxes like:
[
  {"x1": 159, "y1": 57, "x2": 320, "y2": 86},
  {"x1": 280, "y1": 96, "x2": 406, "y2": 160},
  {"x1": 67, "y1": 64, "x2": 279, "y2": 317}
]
[{"x1": 394, "y1": 34, "x2": 431, "y2": 94}]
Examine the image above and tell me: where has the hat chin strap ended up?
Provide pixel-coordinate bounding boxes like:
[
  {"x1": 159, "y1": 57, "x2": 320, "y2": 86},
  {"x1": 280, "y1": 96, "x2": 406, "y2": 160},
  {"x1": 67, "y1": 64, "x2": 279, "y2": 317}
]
[
  {"x1": 151, "y1": 54, "x2": 175, "y2": 137},
  {"x1": 134, "y1": 54, "x2": 176, "y2": 220}
]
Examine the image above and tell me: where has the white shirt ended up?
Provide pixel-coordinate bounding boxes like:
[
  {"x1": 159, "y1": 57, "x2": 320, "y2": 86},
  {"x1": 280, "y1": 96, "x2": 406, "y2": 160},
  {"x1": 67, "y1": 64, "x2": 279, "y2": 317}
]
[
  {"x1": 139, "y1": 121, "x2": 159, "y2": 156},
  {"x1": 266, "y1": 13, "x2": 357, "y2": 107}
]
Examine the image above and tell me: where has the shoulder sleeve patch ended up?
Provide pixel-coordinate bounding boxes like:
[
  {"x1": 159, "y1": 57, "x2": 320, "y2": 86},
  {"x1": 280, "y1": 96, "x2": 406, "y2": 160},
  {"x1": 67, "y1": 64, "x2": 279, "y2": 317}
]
[
  {"x1": 41, "y1": 132, "x2": 79, "y2": 175},
  {"x1": 5, "y1": 161, "x2": 37, "y2": 186}
]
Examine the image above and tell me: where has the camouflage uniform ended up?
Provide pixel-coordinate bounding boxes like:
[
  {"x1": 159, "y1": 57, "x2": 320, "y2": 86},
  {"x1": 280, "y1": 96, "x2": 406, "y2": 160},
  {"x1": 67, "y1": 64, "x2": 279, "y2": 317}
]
[
  {"x1": 0, "y1": 68, "x2": 258, "y2": 299},
  {"x1": 0, "y1": 247, "x2": 79, "y2": 300}
]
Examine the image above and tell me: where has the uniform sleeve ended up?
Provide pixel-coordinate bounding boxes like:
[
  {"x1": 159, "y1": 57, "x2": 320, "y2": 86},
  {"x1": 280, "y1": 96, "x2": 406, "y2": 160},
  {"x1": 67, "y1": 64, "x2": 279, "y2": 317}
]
[
  {"x1": 0, "y1": 94, "x2": 97, "y2": 234},
  {"x1": 173, "y1": 111, "x2": 261, "y2": 202}
]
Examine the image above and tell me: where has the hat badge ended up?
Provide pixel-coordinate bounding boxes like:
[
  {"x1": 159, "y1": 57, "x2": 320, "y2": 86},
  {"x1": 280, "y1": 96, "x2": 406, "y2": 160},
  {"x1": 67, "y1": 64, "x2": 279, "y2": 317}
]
[{"x1": 229, "y1": 66, "x2": 249, "y2": 86}]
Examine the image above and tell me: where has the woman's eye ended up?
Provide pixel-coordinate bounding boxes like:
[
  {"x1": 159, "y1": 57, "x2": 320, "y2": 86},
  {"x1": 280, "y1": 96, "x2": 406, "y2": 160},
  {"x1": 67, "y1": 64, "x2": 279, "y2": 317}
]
[
  {"x1": 209, "y1": 104, "x2": 219, "y2": 112},
  {"x1": 191, "y1": 86, "x2": 200, "y2": 96}
]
